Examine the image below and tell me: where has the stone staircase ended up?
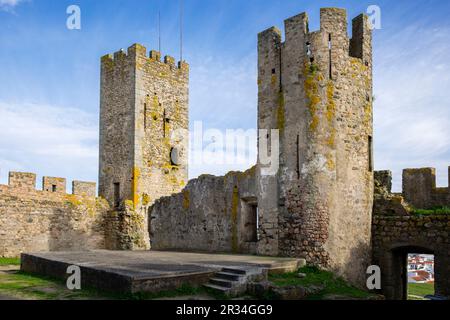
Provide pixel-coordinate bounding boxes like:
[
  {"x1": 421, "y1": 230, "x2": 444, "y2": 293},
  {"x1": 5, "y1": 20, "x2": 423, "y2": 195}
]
[{"x1": 203, "y1": 267, "x2": 263, "y2": 296}]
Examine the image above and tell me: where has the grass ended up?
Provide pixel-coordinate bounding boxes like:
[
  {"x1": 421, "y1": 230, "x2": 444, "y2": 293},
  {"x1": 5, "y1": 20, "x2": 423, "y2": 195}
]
[
  {"x1": 411, "y1": 206, "x2": 450, "y2": 216},
  {"x1": 0, "y1": 261, "x2": 374, "y2": 301},
  {"x1": 0, "y1": 257, "x2": 21, "y2": 266},
  {"x1": 0, "y1": 269, "x2": 215, "y2": 300},
  {"x1": 408, "y1": 283, "x2": 434, "y2": 300},
  {"x1": 268, "y1": 266, "x2": 374, "y2": 300}
]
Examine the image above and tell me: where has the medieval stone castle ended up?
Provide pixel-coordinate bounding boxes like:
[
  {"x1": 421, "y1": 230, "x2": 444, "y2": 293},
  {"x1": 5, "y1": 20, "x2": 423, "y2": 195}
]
[{"x1": 0, "y1": 8, "x2": 449, "y2": 300}]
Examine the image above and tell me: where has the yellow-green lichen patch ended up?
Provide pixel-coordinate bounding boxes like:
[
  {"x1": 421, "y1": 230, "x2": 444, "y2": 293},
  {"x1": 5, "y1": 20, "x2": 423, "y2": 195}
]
[
  {"x1": 277, "y1": 90, "x2": 285, "y2": 130},
  {"x1": 65, "y1": 194, "x2": 82, "y2": 208},
  {"x1": 326, "y1": 153, "x2": 336, "y2": 171},
  {"x1": 304, "y1": 62, "x2": 321, "y2": 133},
  {"x1": 271, "y1": 74, "x2": 277, "y2": 87},
  {"x1": 142, "y1": 193, "x2": 151, "y2": 206},
  {"x1": 326, "y1": 81, "x2": 336, "y2": 147},
  {"x1": 364, "y1": 102, "x2": 372, "y2": 126},
  {"x1": 182, "y1": 189, "x2": 190, "y2": 210},
  {"x1": 131, "y1": 167, "x2": 140, "y2": 209}
]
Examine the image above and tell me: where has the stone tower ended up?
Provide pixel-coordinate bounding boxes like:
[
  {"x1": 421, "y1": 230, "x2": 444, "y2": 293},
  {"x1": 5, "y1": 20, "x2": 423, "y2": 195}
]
[
  {"x1": 99, "y1": 44, "x2": 189, "y2": 247},
  {"x1": 257, "y1": 8, "x2": 373, "y2": 286}
]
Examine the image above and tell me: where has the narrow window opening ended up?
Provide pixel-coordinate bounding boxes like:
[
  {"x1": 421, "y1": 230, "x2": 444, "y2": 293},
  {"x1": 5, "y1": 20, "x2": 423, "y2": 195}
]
[
  {"x1": 328, "y1": 34, "x2": 333, "y2": 80},
  {"x1": 271, "y1": 68, "x2": 276, "y2": 74},
  {"x1": 306, "y1": 41, "x2": 311, "y2": 57},
  {"x1": 52, "y1": 185, "x2": 57, "y2": 193},
  {"x1": 113, "y1": 183, "x2": 120, "y2": 208},
  {"x1": 296, "y1": 135, "x2": 300, "y2": 179},
  {"x1": 163, "y1": 109, "x2": 166, "y2": 138},
  {"x1": 242, "y1": 200, "x2": 258, "y2": 243},
  {"x1": 144, "y1": 103, "x2": 147, "y2": 129},
  {"x1": 368, "y1": 136, "x2": 373, "y2": 172}
]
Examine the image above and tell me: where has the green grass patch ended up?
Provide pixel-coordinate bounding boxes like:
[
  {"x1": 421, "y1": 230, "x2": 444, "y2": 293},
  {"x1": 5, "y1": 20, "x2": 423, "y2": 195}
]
[
  {"x1": 408, "y1": 283, "x2": 434, "y2": 300},
  {"x1": 411, "y1": 206, "x2": 450, "y2": 216},
  {"x1": 0, "y1": 270, "x2": 215, "y2": 300},
  {"x1": 269, "y1": 266, "x2": 373, "y2": 300},
  {"x1": 0, "y1": 257, "x2": 21, "y2": 266}
]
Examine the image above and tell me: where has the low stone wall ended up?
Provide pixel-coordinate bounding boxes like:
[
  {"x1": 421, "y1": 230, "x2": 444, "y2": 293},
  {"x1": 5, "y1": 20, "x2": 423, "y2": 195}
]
[
  {"x1": 0, "y1": 172, "x2": 111, "y2": 258},
  {"x1": 149, "y1": 167, "x2": 257, "y2": 254}
]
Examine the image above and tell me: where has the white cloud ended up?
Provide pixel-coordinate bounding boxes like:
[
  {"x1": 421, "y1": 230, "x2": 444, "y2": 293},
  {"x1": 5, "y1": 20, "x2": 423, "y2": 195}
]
[
  {"x1": 187, "y1": 53, "x2": 258, "y2": 178},
  {"x1": 0, "y1": 0, "x2": 23, "y2": 11},
  {"x1": 0, "y1": 102, "x2": 98, "y2": 188},
  {"x1": 189, "y1": 53, "x2": 257, "y2": 129},
  {"x1": 374, "y1": 25, "x2": 450, "y2": 191}
]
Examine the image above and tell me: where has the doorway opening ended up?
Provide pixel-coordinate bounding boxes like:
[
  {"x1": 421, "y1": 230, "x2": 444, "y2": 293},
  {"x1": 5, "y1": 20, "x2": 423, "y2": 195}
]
[
  {"x1": 241, "y1": 198, "x2": 258, "y2": 243},
  {"x1": 391, "y1": 246, "x2": 435, "y2": 300},
  {"x1": 407, "y1": 253, "x2": 435, "y2": 300}
]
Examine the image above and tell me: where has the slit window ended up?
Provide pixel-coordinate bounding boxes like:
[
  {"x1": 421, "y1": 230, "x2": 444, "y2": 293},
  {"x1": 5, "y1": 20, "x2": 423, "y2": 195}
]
[
  {"x1": 368, "y1": 136, "x2": 373, "y2": 172},
  {"x1": 52, "y1": 185, "x2": 57, "y2": 192},
  {"x1": 144, "y1": 103, "x2": 147, "y2": 129},
  {"x1": 328, "y1": 34, "x2": 332, "y2": 80},
  {"x1": 114, "y1": 182, "x2": 120, "y2": 208}
]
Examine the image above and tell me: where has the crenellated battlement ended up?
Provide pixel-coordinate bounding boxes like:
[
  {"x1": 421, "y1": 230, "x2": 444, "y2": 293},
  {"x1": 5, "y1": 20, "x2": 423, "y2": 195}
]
[
  {"x1": 1, "y1": 171, "x2": 97, "y2": 197},
  {"x1": 101, "y1": 43, "x2": 189, "y2": 72},
  {"x1": 258, "y1": 8, "x2": 372, "y2": 69},
  {"x1": 375, "y1": 167, "x2": 450, "y2": 209}
]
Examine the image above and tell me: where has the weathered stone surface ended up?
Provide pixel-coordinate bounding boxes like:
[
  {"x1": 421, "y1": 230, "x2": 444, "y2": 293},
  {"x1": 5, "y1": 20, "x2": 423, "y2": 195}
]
[
  {"x1": 150, "y1": 167, "x2": 257, "y2": 253},
  {"x1": 373, "y1": 170, "x2": 450, "y2": 300},
  {"x1": 21, "y1": 251, "x2": 300, "y2": 294},
  {"x1": 0, "y1": 173, "x2": 109, "y2": 258},
  {"x1": 271, "y1": 286, "x2": 307, "y2": 300},
  {"x1": 402, "y1": 167, "x2": 450, "y2": 209},
  {"x1": 99, "y1": 44, "x2": 189, "y2": 250},
  {"x1": 147, "y1": 8, "x2": 374, "y2": 289}
]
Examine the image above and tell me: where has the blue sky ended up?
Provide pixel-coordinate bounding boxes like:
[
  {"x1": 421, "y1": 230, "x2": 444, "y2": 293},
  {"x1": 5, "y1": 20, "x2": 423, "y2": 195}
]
[{"x1": 0, "y1": 0, "x2": 449, "y2": 191}]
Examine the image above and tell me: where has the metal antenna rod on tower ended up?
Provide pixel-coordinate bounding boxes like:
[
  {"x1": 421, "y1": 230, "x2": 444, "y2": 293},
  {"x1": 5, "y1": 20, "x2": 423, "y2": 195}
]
[
  {"x1": 180, "y1": 0, "x2": 183, "y2": 62},
  {"x1": 158, "y1": 10, "x2": 161, "y2": 53}
]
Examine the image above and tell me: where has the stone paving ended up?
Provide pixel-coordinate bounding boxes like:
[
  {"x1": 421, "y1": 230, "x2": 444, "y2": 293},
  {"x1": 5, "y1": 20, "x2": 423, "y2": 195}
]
[{"x1": 21, "y1": 250, "x2": 301, "y2": 294}]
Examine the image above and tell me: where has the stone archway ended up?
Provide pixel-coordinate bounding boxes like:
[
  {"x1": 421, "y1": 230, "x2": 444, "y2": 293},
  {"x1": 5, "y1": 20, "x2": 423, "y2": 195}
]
[{"x1": 386, "y1": 245, "x2": 434, "y2": 300}]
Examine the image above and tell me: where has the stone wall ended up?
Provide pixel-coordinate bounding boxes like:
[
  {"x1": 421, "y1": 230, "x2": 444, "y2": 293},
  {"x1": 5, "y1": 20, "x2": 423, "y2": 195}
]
[
  {"x1": 402, "y1": 167, "x2": 450, "y2": 209},
  {"x1": 149, "y1": 167, "x2": 257, "y2": 254},
  {"x1": 373, "y1": 170, "x2": 450, "y2": 299},
  {"x1": 0, "y1": 171, "x2": 110, "y2": 258},
  {"x1": 256, "y1": 8, "x2": 373, "y2": 288}
]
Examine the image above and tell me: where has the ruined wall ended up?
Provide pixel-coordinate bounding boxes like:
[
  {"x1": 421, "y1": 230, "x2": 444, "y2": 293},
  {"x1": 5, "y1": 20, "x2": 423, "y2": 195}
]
[
  {"x1": 0, "y1": 172, "x2": 110, "y2": 258},
  {"x1": 149, "y1": 167, "x2": 257, "y2": 254},
  {"x1": 99, "y1": 44, "x2": 189, "y2": 250},
  {"x1": 257, "y1": 8, "x2": 373, "y2": 287},
  {"x1": 372, "y1": 169, "x2": 450, "y2": 299},
  {"x1": 402, "y1": 167, "x2": 450, "y2": 210}
]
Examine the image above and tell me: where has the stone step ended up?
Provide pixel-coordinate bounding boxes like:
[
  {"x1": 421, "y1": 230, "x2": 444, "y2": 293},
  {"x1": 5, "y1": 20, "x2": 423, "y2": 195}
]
[
  {"x1": 209, "y1": 278, "x2": 234, "y2": 288},
  {"x1": 215, "y1": 272, "x2": 242, "y2": 281},
  {"x1": 222, "y1": 267, "x2": 247, "y2": 275},
  {"x1": 203, "y1": 283, "x2": 229, "y2": 293}
]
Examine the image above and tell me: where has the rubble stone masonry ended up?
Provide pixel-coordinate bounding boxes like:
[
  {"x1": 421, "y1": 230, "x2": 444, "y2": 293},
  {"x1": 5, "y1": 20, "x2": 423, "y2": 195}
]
[
  {"x1": 0, "y1": 172, "x2": 110, "y2": 258},
  {"x1": 373, "y1": 170, "x2": 450, "y2": 299}
]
